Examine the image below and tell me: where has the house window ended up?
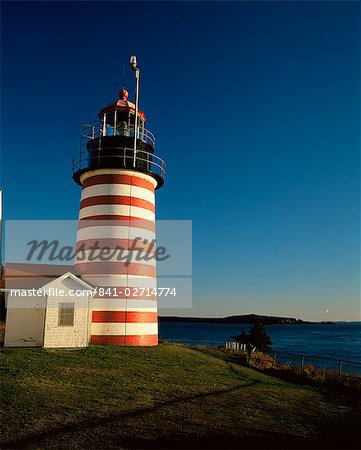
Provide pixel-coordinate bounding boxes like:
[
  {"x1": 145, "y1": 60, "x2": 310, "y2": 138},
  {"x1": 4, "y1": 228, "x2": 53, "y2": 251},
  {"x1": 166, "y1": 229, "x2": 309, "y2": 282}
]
[{"x1": 58, "y1": 303, "x2": 75, "y2": 326}]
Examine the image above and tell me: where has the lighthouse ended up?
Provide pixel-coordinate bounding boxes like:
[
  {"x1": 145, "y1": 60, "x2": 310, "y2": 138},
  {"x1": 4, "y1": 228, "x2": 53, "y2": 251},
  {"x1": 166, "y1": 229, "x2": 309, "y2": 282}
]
[{"x1": 72, "y1": 57, "x2": 165, "y2": 346}]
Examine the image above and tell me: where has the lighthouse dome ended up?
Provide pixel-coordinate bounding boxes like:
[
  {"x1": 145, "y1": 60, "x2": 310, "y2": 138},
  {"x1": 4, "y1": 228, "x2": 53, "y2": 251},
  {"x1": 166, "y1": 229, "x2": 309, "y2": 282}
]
[{"x1": 98, "y1": 87, "x2": 146, "y2": 122}]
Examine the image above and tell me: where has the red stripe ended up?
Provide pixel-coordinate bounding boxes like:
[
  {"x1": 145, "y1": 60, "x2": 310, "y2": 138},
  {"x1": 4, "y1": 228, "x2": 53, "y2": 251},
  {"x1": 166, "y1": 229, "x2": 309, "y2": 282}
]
[
  {"x1": 80, "y1": 195, "x2": 155, "y2": 212},
  {"x1": 75, "y1": 262, "x2": 156, "y2": 277},
  {"x1": 82, "y1": 174, "x2": 155, "y2": 192},
  {"x1": 92, "y1": 311, "x2": 157, "y2": 323},
  {"x1": 76, "y1": 239, "x2": 156, "y2": 255},
  {"x1": 90, "y1": 334, "x2": 158, "y2": 346},
  {"x1": 92, "y1": 286, "x2": 157, "y2": 300},
  {"x1": 5, "y1": 264, "x2": 74, "y2": 277},
  {"x1": 78, "y1": 217, "x2": 155, "y2": 232},
  {"x1": 5, "y1": 274, "x2": 55, "y2": 279}
]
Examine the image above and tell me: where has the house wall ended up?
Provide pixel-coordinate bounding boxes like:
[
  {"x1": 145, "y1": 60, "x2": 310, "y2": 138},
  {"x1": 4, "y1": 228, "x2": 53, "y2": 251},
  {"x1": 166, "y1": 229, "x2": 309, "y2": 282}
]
[
  {"x1": 43, "y1": 277, "x2": 92, "y2": 348},
  {"x1": 4, "y1": 294, "x2": 46, "y2": 347}
]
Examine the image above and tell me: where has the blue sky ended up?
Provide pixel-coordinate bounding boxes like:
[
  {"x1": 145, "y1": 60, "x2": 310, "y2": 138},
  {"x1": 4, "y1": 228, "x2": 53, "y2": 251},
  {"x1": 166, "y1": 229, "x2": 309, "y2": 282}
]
[{"x1": 1, "y1": 1, "x2": 359, "y2": 320}]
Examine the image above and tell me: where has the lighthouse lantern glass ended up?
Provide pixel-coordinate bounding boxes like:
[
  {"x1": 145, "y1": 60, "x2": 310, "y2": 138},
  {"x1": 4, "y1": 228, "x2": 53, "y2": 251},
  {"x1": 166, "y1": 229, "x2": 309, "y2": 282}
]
[{"x1": 99, "y1": 108, "x2": 145, "y2": 138}]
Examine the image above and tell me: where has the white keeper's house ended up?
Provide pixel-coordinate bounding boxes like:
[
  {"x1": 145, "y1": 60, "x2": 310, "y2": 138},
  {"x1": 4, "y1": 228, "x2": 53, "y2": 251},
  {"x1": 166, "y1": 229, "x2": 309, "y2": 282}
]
[{"x1": 4, "y1": 266, "x2": 94, "y2": 348}]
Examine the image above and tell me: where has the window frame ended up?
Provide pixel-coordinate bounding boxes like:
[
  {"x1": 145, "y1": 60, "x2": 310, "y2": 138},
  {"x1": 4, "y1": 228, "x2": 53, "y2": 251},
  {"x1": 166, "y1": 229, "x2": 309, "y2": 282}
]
[{"x1": 58, "y1": 302, "x2": 75, "y2": 327}]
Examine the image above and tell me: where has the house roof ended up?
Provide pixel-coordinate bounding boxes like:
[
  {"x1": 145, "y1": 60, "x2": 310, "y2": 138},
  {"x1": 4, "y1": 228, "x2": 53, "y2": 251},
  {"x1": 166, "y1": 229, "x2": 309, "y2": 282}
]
[
  {"x1": 41, "y1": 272, "x2": 94, "y2": 291},
  {"x1": 1, "y1": 263, "x2": 91, "y2": 291}
]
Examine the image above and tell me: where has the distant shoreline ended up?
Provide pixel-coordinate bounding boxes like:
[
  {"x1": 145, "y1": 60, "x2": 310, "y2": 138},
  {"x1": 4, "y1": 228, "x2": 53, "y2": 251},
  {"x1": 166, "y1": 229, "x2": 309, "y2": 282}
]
[{"x1": 158, "y1": 314, "x2": 335, "y2": 325}]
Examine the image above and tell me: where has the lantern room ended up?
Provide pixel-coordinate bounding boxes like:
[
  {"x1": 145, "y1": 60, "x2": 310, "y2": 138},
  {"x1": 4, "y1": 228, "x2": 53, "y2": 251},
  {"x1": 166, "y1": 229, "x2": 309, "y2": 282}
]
[
  {"x1": 98, "y1": 88, "x2": 154, "y2": 148},
  {"x1": 72, "y1": 87, "x2": 165, "y2": 188}
]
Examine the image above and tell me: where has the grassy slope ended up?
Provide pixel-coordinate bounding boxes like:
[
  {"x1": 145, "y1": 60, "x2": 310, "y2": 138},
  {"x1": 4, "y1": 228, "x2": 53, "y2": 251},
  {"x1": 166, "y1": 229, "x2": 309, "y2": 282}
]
[{"x1": 1, "y1": 344, "x2": 360, "y2": 449}]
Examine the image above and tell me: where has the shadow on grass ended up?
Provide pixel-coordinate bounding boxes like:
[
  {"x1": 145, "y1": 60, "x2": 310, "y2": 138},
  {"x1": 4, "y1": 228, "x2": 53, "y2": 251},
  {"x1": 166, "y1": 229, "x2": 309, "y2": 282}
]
[
  {"x1": 3, "y1": 347, "x2": 360, "y2": 449},
  {"x1": 5, "y1": 377, "x2": 359, "y2": 449},
  {"x1": 3, "y1": 381, "x2": 261, "y2": 449}
]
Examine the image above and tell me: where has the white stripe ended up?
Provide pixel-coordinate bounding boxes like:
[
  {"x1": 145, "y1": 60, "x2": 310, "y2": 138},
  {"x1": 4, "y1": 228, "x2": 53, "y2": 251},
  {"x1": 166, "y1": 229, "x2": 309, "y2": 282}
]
[
  {"x1": 130, "y1": 205, "x2": 155, "y2": 220},
  {"x1": 80, "y1": 169, "x2": 158, "y2": 188},
  {"x1": 76, "y1": 226, "x2": 155, "y2": 242},
  {"x1": 81, "y1": 184, "x2": 155, "y2": 204},
  {"x1": 75, "y1": 249, "x2": 156, "y2": 266},
  {"x1": 92, "y1": 299, "x2": 126, "y2": 310},
  {"x1": 92, "y1": 298, "x2": 157, "y2": 311},
  {"x1": 91, "y1": 322, "x2": 158, "y2": 335},
  {"x1": 79, "y1": 205, "x2": 155, "y2": 220},
  {"x1": 127, "y1": 300, "x2": 157, "y2": 309},
  {"x1": 80, "y1": 275, "x2": 157, "y2": 288}
]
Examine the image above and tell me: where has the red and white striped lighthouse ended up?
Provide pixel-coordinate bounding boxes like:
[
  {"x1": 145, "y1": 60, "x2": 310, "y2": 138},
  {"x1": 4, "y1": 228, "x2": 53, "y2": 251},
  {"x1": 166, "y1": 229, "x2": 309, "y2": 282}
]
[{"x1": 72, "y1": 57, "x2": 165, "y2": 346}]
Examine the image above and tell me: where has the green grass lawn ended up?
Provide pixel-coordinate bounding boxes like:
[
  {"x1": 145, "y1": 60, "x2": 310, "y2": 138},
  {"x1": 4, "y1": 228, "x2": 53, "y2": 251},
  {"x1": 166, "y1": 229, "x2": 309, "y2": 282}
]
[{"x1": 1, "y1": 344, "x2": 360, "y2": 449}]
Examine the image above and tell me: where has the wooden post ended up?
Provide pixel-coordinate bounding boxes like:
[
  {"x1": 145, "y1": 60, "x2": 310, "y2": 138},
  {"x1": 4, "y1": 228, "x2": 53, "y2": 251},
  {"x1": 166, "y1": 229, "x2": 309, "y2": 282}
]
[
  {"x1": 301, "y1": 355, "x2": 305, "y2": 374},
  {"x1": 272, "y1": 352, "x2": 277, "y2": 368},
  {"x1": 338, "y1": 360, "x2": 343, "y2": 376}
]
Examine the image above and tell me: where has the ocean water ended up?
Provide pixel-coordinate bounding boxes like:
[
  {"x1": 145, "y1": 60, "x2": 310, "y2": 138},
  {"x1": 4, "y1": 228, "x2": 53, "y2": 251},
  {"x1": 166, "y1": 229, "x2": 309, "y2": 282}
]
[{"x1": 159, "y1": 321, "x2": 361, "y2": 374}]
